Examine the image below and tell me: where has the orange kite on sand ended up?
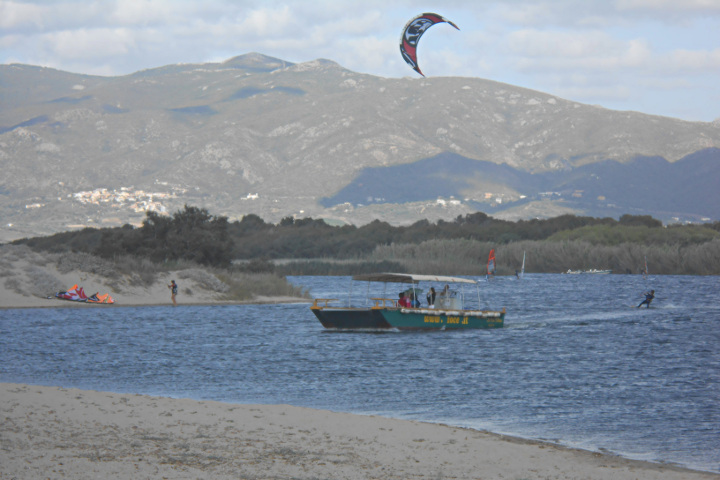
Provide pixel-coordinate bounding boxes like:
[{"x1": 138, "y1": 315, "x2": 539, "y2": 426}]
[
  {"x1": 88, "y1": 293, "x2": 115, "y2": 304},
  {"x1": 53, "y1": 284, "x2": 115, "y2": 304}
]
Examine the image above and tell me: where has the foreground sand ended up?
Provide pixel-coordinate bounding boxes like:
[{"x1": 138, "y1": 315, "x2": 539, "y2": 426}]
[{"x1": 1, "y1": 384, "x2": 716, "y2": 480}]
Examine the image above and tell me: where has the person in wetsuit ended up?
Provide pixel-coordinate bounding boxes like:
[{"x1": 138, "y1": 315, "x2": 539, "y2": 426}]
[
  {"x1": 168, "y1": 279, "x2": 178, "y2": 306},
  {"x1": 637, "y1": 289, "x2": 655, "y2": 308}
]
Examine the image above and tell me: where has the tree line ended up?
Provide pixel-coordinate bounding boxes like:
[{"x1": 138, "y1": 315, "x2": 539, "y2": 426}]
[{"x1": 11, "y1": 205, "x2": 720, "y2": 274}]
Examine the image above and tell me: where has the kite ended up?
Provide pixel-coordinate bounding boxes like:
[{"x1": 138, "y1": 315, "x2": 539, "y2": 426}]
[{"x1": 399, "y1": 12, "x2": 459, "y2": 76}]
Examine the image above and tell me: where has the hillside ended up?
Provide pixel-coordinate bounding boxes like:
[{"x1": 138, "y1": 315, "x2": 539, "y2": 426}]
[
  {"x1": 1, "y1": 53, "x2": 719, "y2": 241},
  {"x1": 322, "y1": 148, "x2": 720, "y2": 222}
]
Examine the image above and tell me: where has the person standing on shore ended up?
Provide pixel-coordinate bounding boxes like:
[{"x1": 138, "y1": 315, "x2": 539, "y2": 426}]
[{"x1": 168, "y1": 280, "x2": 178, "y2": 306}]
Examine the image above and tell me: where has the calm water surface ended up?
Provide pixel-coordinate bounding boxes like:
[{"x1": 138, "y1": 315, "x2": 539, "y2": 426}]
[{"x1": 1, "y1": 274, "x2": 718, "y2": 473}]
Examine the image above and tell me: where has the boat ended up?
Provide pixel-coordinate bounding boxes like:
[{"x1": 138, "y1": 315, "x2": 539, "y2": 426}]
[
  {"x1": 518, "y1": 251, "x2": 525, "y2": 279},
  {"x1": 486, "y1": 249, "x2": 496, "y2": 280},
  {"x1": 310, "y1": 273, "x2": 505, "y2": 331}
]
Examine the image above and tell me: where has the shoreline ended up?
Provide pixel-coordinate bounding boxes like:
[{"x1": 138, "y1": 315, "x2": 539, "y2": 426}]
[
  {"x1": 0, "y1": 244, "x2": 310, "y2": 310},
  {"x1": 1, "y1": 383, "x2": 717, "y2": 479},
  {"x1": 0, "y1": 295, "x2": 311, "y2": 310}
]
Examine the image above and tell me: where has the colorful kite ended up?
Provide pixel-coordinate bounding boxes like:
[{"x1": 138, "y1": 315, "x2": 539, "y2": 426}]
[{"x1": 399, "y1": 12, "x2": 459, "y2": 76}]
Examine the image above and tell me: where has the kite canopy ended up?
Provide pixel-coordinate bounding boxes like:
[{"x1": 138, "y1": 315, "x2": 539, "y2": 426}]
[{"x1": 399, "y1": 12, "x2": 459, "y2": 76}]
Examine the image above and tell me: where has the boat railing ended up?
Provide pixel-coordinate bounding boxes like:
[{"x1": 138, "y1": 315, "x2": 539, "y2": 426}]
[
  {"x1": 310, "y1": 298, "x2": 339, "y2": 309},
  {"x1": 311, "y1": 298, "x2": 399, "y2": 309},
  {"x1": 369, "y1": 297, "x2": 398, "y2": 308}
]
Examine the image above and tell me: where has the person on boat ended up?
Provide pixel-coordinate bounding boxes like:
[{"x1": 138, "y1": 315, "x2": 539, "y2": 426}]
[
  {"x1": 426, "y1": 287, "x2": 436, "y2": 307},
  {"x1": 637, "y1": 289, "x2": 655, "y2": 308},
  {"x1": 168, "y1": 280, "x2": 178, "y2": 306},
  {"x1": 398, "y1": 292, "x2": 412, "y2": 308},
  {"x1": 409, "y1": 292, "x2": 420, "y2": 308}
]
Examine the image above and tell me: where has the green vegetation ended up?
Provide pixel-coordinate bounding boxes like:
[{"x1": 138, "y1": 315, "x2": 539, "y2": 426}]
[
  {"x1": 11, "y1": 206, "x2": 720, "y2": 276},
  {"x1": 360, "y1": 238, "x2": 720, "y2": 276}
]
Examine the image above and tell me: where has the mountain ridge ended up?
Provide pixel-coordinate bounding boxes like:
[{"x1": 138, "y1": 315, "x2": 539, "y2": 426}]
[{"x1": 1, "y1": 53, "x2": 719, "y2": 242}]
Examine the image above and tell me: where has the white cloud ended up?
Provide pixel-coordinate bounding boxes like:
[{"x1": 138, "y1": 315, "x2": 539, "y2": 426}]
[
  {"x1": 505, "y1": 29, "x2": 654, "y2": 72},
  {"x1": 616, "y1": 0, "x2": 720, "y2": 13},
  {"x1": 1, "y1": 0, "x2": 719, "y2": 120},
  {"x1": 506, "y1": 29, "x2": 617, "y2": 58},
  {"x1": 338, "y1": 35, "x2": 392, "y2": 72},
  {"x1": 0, "y1": 0, "x2": 45, "y2": 30},
  {"x1": 110, "y1": 0, "x2": 183, "y2": 26},
  {"x1": 238, "y1": 5, "x2": 298, "y2": 38},
  {"x1": 45, "y1": 28, "x2": 136, "y2": 60},
  {"x1": 666, "y1": 48, "x2": 720, "y2": 70}
]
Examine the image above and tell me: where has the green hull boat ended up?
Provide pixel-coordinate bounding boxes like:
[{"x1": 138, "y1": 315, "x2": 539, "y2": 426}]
[
  {"x1": 379, "y1": 307, "x2": 504, "y2": 330},
  {"x1": 311, "y1": 273, "x2": 505, "y2": 331}
]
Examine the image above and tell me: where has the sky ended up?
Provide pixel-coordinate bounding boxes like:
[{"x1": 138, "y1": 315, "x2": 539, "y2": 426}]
[{"x1": 1, "y1": 0, "x2": 719, "y2": 122}]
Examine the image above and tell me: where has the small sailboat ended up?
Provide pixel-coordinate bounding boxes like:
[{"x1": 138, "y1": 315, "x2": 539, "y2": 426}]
[
  {"x1": 486, "y1": 249, "x2": 496, "y2": 280},
  {"x1": 519, "y1": 251, "x2": 525, "y2": 279}
]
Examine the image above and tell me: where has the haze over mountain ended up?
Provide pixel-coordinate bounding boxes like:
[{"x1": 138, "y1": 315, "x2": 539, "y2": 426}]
[{"x1": 1, "y1": 53, "x2": 719, "y2": 242}]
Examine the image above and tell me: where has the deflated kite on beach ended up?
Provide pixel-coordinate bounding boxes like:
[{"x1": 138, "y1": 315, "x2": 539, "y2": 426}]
[
  {"x1": 54, "y1": 284, "x2": 88, "y2": 302},
  {"x1": 88, "y1": 292, "x2": 115, "y2": 304},
  {"x1": 54, "y1": 284, "x2": 114, "y2": 304}
]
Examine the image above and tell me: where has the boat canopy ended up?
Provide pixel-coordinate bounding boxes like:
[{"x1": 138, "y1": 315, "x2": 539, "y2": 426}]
[{"x1": 351, "y1": 273, "x2": 477, "y2": 285}]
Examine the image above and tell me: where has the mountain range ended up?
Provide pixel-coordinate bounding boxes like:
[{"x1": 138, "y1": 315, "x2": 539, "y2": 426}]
[{"x1": 1, "y1": 53, "x2": 719, "y2": 242}]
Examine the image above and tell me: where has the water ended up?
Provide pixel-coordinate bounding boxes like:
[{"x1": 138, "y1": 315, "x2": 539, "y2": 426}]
[{"x1": 1, "y1": 274, "x2": 718, "y2": 473}]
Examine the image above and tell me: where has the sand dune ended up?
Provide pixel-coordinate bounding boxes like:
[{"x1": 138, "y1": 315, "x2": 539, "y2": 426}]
[{"x1": 0, "y1": 244, "x2": 307, "y2": 309}]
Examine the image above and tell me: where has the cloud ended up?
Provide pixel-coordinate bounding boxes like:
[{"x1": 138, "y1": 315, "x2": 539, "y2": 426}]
[
  {"x1": 109, "y1": 0, "x2": 186, "y2": 26},
  {"x1": 45, "y1": 28, "x2": 136, "y2": 60},
  {"x1": 666, "y1": 47, "x2": 720, "y2": 71},
  {"x1": 489, "y1": 0, "x2": 720, "y2": 27},
  {"x1": 616, "y1": 0, "x2": 720, "y2": 14},
  {"x1": 0, "y1": 0, "x2": 45, "y2": 30},
  {"x1": 505, "y1": 29, "x2": 653, "y2": 71},
  {"x1": 0, "y1": 0, "x2": 719, "y2": 120},
  {"x1": 236, "y1": 5, "x2": 299, "y2": 38}
]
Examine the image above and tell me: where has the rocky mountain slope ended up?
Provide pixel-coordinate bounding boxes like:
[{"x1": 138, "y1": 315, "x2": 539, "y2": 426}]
[{"x1": 1, "y1": 53, "x2": 719, "y2": 241}]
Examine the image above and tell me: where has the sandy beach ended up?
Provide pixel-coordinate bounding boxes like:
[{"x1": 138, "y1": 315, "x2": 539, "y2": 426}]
[
  {"x1": 1, "y1": 383, "x2": 717, "y2": 480},
  {"x1": 0, "y1": 244, "x2": 308, "y2": 309}
]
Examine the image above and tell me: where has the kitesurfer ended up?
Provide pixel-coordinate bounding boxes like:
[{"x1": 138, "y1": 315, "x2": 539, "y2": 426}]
[
  {"x1": 168, "y1": 279, "x2": 178, "y2": 306},
  {"x1": 637, "y1": 289, "x2": 654, "y2": 308}
]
